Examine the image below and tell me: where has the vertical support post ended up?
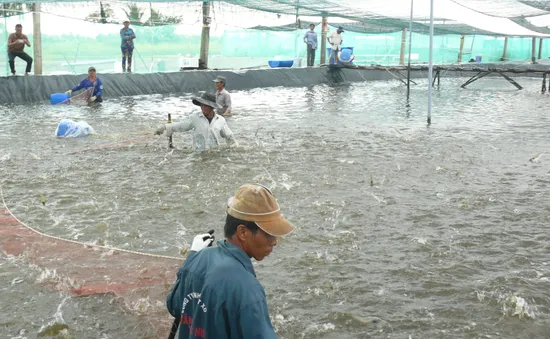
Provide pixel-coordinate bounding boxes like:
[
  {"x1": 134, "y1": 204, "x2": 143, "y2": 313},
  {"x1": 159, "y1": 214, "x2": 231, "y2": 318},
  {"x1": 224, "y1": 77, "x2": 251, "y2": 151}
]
[
  {"x1": 3, "y1": 6, "x2": 8, "y2": 76},
  {"x1": 33, "y1": 3, "x2": 43, "y2": 75},
  {"x1": 457, "y1": 34, "x2": 465, "y2": 63},
  {"x1": 320, "y1": 16, "x2": 327, "y2": 65},
  {"x1": 531, "y1": 37, "x2": 536, "y2": 64},
  {"x1": 542, "y1": 73, "x2": 546, "y2": 94},
  {"x1": 406, "y1": 0, "x2": 413, "y2": 99},
  {"x1": 538, "y1": 38, "x2": 543, "y2": 60},
  {"x1": 427, "y1": 0, "x2": 434, "y2": 125},
  {"x1": 167, "y1": 113, "x2": 173, "y2": 148},
  {"x1": 199, "y1": 1, "x2": 211, "y2": 70},
  {"x1": 399, "y1": 28, "x2": 406, "y2": 65},
  {"x1": 501, "y1": 36, "x2": 508, "y2": 61}
]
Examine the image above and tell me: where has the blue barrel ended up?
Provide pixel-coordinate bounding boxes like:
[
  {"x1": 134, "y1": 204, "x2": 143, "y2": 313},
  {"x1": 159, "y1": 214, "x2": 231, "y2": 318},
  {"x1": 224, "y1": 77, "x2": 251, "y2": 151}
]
[
  {"x1": 268, "y1": 60, "x2": 294, "y2": 68},
  {"x1": 327, "y1": 47, "x2": 354, "y2": 64},
  {"x1": 50, "y1": 93, "x2": 70, "y2": 105},
  {"x1": 340, "y1": 49, "x2": 353, "y2": 63}
]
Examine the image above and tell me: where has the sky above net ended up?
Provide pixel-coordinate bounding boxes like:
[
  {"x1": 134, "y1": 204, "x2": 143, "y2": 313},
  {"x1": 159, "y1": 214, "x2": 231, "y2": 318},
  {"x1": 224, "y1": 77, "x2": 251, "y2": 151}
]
[{"x1": 1, "y1": 0, "x2": 550, "y2": 37}]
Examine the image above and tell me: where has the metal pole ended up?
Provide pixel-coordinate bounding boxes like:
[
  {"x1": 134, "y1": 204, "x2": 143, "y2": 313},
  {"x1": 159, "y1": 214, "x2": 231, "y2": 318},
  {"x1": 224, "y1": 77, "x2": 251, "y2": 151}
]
[
  {"x1": 538, "y1": 38, "x2": 543, "y2": 60},
  {"x1": 406, "y1": 0, "x2": 413, "y2": 98},
  {"x1": 427, "y1": 0, "x2": 434, "y2": 125},
  {"x1": 531, "y1": 37, "x2": 536, "y2": 64},
  {"x1": 167, "y1": 113, "x2": 173, "y2": 148},
  {"x1": 33, "y1": 3, "x2": 42, "y2": 75},
  {"x1": 399, "y1": 28, "x2": 406, "y2": 65},
  {"x1": 501, "y1": 36, "x2": 508, "y2": 61}
]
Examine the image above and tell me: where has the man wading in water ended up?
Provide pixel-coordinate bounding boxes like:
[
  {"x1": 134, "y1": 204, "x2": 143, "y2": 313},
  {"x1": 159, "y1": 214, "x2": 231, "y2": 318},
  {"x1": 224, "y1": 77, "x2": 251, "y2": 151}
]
[{"x1": 167, "y1": 184, "x2": 295, "y2": 338}]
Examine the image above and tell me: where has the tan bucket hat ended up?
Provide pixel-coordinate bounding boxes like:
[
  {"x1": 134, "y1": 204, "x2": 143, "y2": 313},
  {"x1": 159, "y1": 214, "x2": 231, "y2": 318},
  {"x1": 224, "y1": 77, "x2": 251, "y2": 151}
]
[{"x1": 227, "y1": 184, "x2": 295, "y2": 237}]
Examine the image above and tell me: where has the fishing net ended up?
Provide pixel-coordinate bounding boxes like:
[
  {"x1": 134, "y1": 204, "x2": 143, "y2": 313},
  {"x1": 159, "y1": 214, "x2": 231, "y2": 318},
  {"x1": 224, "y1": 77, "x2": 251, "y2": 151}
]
[
  {"x1": 64, "y1": 87, "x2": 94, "y2": 106},
  {"x1": 0, "y1": 189, "x2": 183, "y2": 337}
]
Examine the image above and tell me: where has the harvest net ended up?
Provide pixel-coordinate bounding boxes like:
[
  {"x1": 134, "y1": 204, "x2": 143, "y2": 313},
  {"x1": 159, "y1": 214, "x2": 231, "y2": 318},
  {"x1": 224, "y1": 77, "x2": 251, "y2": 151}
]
[{"x1": 0, "y1": 187, "x2": 183, "y2": 336}]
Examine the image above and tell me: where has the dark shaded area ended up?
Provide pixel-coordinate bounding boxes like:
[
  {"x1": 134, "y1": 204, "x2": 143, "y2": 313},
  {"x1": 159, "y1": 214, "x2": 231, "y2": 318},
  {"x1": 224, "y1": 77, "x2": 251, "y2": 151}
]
[{"x1": 0, "y1": 67, "x2": 421, "y2": 104}]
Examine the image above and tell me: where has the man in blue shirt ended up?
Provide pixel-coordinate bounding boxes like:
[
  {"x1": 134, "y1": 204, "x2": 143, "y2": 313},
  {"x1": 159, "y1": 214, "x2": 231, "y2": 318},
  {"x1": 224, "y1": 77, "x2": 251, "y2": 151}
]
[
  {"x1": 120, "y1": 20, "x2": 136, "y2": 73},
  {"x1": 303, "y1": 23, "x2": 318, "y2": 67},
  {"x1": 167, "y1": 184, "x2": 295, "y2": 339},
  {"x1": 65, "y1": 66, "x2": 104, "y2": 103}
]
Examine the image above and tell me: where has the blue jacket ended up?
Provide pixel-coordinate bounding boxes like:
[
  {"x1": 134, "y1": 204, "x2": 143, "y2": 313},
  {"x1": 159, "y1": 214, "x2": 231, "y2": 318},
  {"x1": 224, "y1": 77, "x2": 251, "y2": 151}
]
[
  {"x1": 72, "y1": 77, "x2": 103, "y2": 97},
  {"x1": 120, "y1": 28, "x2": 136, "y2": 47},
  {"x1": 167, "y1": 240, "x2": 277, "y2": 339}
]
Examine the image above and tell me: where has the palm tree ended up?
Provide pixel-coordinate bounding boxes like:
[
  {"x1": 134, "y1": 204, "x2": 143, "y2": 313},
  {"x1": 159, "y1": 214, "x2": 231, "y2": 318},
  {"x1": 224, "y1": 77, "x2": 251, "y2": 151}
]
[
  {"x1": 86, "y1": 2, "x2": 114, "y2": 24},
  {"x1": 146, "y1": 8, "x2": 181, "y2": 26},
  {"x1": 1, "y1": 3, "x2": 28, "y2": 18},
  {"x1": 122, "y1": 3, "x2": 145, "y2": 24}
]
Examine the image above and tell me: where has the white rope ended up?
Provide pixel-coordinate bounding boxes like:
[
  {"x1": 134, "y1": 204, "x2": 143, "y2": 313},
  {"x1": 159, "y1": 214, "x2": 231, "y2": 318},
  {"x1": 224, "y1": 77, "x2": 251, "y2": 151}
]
[{"x1": 0, "y1": 185, "x2": 182, "y2": 262}]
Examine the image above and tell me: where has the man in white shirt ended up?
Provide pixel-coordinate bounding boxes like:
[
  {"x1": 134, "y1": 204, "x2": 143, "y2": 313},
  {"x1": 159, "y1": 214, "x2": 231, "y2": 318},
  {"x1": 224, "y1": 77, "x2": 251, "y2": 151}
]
[
  {"x1": 155, "y1": 92, "x2": 237, "y2": 152},
  {"x1": 327, "y1": 26, "x2": 344, "y2": 64}
]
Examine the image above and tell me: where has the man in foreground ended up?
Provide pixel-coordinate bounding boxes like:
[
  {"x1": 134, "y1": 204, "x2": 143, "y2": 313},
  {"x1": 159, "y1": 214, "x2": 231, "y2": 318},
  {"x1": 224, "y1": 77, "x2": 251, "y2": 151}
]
[
  {"x1": 167, "y1": 184, "x2": 295, "y2": 338},
  {"x1": 155, "y1": 92, "x2": 237, "y2": 151},
  {"x1": 7, "y1": 24, "x2": 32, "y2": 76}
]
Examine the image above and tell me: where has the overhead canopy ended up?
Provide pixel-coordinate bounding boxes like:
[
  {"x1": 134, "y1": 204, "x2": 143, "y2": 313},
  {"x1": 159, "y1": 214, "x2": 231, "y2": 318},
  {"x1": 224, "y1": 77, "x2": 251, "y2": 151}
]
[{"x1": 2, "y1": 0, "x2": 550, "y2": 37}]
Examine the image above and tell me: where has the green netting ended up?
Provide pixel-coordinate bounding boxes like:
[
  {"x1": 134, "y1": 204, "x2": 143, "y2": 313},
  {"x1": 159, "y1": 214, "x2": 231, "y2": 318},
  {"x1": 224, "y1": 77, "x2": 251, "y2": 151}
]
[{"x1": 2, "y1": 2, "x2": 550, "y2": 76}]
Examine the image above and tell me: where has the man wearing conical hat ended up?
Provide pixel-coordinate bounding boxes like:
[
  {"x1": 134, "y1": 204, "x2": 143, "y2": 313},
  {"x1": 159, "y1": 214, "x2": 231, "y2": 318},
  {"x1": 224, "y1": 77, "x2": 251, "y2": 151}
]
[
  {"x1": 155, "y1": 92, "x2": 237, "y2": 151},
  {"x1": 167, "y1": 184, "x2": 294, "y2": 338}
]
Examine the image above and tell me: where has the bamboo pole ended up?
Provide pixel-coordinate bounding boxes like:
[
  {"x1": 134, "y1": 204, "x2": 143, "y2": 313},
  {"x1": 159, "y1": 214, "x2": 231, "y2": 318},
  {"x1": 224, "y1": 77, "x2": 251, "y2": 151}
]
[{"x1": 457, "y1": 35, "x2": 465, "y2": 63}]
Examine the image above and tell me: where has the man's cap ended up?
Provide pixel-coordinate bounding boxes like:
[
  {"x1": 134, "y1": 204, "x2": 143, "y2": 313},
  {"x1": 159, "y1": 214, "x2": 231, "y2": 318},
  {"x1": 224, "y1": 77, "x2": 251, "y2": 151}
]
[
  {"x1": 213, "y1": 75, "x2": 226, "y2": 83},
  {"x1": 337, "y1": 26, "x2": 344, "y2": 32},
  {"x1": 227, "y1": 184, "x2": 295, "y2": 237},
  {"x1": 88, "y1": 66, "x2": 96, "y2": 72},
  {"x1": 123, "y1": 20, "x2": 130, "y2": 24},
  {"x1": 191, "y1": 92, "x2": 221, "y2": 110}
]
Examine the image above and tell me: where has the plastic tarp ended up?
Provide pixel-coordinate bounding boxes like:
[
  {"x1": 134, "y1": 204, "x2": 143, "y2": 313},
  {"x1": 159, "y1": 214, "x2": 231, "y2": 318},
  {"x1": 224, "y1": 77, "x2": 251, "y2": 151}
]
[{"x1": 3, "y1": 64, "x2": 550, "y2": 105}]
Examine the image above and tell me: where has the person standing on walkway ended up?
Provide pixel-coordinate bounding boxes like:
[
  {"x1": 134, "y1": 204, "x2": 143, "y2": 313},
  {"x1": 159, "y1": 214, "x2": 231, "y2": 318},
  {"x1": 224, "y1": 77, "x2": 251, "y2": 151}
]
[
  {"x1": 304, "y1": 23, "x2": 318, "y2": 67},
  {"x1": 7, "y1": 24, "x2": 32, "y2": 76},
  {"x1": 328, "y1": 26, "x2": 344, "y2": 64},
  {"x1": 120, "y1": 20, "x2": 136, "y2": 73}
]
